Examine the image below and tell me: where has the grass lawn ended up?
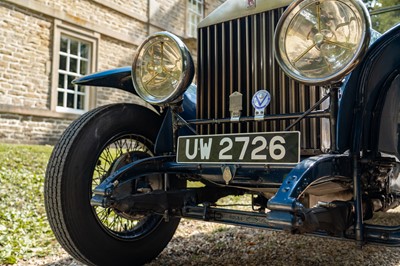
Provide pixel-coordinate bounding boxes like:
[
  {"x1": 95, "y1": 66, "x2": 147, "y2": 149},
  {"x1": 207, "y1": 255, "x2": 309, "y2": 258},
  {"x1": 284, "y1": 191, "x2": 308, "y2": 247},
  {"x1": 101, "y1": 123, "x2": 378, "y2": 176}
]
[
  {"x1": 0, "y1": 142, "x2": 245, "y2": 265},
  {"x1": 0, "y1": 143, "x2": 61, "y2": 264},
  {"x1": 0, "y1": 142, "x2": 247, "y2": 265}
]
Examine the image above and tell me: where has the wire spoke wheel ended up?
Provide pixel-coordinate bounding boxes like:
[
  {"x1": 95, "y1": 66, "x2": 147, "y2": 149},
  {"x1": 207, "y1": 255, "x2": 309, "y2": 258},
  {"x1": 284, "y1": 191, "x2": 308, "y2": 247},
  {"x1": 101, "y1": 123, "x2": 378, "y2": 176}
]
[
  {"x1": 45, "y1": 104, "x2": 181, "y2": 265},
  {"x1": 91, "y1": 134, "x2": 163, "y2": 239}
]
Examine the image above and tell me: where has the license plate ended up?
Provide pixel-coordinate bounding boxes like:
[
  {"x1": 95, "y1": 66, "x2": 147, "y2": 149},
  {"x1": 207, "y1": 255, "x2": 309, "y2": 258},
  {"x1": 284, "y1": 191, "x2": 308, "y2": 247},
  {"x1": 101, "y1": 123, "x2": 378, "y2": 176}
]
[{"x1": 177, "y1": 131, "x2": 300, "y2": 164}]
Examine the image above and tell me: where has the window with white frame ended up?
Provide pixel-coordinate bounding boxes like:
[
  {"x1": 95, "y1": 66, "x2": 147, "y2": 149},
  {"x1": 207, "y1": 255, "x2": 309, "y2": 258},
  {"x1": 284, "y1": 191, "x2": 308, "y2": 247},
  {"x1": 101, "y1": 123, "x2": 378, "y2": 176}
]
[
  {"x1": 187, "y1": 0, "x2": 204, "y2": 38},
  {"x1": 57, "y1": 35, "x2": 91, "y2": 114}
]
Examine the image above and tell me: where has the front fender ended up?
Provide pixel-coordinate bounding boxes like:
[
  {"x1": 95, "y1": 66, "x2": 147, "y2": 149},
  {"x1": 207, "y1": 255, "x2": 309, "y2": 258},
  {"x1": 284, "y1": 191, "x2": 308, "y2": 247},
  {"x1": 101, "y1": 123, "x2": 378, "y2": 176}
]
[
  {"x1": 73, "y1": 67, "x2": 197, "y2": 119},
  {"x1": 72, "y1": 66, "x2": 136, "y2": 95},
  {"x1": 73, "y1": 67, "x2": 198, "y2": 155},
  {"x1": 338, "y1": 24, "x2": 400, "y2": 155}
]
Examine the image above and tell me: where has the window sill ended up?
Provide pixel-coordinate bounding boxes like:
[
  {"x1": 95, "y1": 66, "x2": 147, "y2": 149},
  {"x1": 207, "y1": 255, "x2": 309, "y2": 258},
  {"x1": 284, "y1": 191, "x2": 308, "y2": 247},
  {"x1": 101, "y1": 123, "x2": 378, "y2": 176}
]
[{"x1": 0, "y1": 104, "x2": 80, "y2": 120}]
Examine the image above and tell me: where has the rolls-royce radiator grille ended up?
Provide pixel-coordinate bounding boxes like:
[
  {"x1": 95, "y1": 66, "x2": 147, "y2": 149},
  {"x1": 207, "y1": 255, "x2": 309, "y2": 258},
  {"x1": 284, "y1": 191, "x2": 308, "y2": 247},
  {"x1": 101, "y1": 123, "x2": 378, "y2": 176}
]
[{"x1": 197, "y1": 9, "x2": 323, "y2": 152}]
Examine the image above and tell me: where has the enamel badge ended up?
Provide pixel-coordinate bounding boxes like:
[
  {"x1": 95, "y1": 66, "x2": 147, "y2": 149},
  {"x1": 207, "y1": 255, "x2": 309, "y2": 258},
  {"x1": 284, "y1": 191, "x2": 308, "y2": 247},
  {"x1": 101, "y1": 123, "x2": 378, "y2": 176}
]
[{"x1": 252, "y1": 90, "x2": 271, "y2": 120}]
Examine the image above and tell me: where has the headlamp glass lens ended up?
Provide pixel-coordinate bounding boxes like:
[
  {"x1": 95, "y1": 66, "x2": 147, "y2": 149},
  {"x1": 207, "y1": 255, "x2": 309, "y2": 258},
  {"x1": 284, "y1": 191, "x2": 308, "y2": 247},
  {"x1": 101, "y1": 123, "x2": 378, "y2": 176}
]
[
  {"x1": 137, "y1": 37, "x2": 182, "y2": 98},
  {"x1": 275, "y1": 0, "x2": 370, "y2": 84},
  {"x1": 132, "y1": 32, "x2": 193, "y2": 104}
]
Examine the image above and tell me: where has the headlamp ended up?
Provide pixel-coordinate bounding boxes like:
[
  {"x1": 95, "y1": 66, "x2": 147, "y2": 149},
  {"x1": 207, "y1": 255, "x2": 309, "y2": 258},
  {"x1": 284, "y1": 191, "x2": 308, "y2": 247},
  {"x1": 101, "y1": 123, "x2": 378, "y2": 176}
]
[
  {"x1": 274, "y1": 0, "x2": 371, "y2": 85},
  {"x1": 132, "y1": 32, "x2": 194, "y2": 104}
]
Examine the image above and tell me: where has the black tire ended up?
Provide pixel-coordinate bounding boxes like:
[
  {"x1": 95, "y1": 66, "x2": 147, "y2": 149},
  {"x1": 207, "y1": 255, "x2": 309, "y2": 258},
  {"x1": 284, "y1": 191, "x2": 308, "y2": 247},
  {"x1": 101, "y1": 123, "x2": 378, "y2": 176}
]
[{"x1": 45, "y1": 104, "x2": 180, "y2": 266}]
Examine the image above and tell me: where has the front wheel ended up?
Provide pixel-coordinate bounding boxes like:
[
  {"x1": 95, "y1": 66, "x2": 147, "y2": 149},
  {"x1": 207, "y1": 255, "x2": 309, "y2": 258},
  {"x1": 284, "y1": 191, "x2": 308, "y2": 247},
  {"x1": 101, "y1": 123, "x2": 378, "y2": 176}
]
[{"x1": 45, "y1": 104, "x2": 180, "y2": 266}]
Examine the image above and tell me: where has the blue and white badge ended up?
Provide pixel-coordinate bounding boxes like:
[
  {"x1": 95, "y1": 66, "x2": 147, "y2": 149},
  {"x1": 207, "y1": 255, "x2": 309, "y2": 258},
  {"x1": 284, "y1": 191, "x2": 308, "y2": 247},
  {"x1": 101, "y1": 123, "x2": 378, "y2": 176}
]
[{"x1": 252, "y1": 90, "x2": 271, "y2": 120}]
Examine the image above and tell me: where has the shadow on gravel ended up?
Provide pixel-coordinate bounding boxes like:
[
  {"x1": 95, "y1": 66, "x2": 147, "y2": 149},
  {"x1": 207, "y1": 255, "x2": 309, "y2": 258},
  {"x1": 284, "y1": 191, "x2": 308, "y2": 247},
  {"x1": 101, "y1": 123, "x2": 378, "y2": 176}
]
[
  {"x1": 44, "y1": 212, "x2": 400, "y2": 266},
  {"x1": 44, "y1": 257, "x2": 84, "y2": 266},
  {"x1": 147, "y1": 221, "x2": 400, "y2": 266}
]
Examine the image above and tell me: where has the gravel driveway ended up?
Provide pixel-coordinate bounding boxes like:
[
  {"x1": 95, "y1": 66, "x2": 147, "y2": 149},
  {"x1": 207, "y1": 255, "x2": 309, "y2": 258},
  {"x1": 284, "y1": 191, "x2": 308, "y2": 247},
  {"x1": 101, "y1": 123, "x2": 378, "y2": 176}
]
[{"x1": 18, "y1": 215, "x2": 400, "y2": 266}]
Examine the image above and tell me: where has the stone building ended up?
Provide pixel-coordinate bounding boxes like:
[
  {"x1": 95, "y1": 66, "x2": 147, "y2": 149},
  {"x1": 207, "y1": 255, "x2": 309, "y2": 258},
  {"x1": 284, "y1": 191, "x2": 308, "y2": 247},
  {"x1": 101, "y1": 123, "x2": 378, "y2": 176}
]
[{"x1": 0, "y1": 0, "x2": 224, "y2": 144}]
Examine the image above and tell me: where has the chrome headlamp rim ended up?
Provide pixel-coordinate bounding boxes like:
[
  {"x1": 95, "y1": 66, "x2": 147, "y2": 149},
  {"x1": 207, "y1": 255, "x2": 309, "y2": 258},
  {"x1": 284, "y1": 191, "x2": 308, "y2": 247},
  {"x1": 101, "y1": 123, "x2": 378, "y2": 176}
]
[
  {"x1": 274, "y1": 0, "x2": 371, "y2": 85},
  {"x1": 131, "y1": 31, "x2": 194, "y2": 105}
]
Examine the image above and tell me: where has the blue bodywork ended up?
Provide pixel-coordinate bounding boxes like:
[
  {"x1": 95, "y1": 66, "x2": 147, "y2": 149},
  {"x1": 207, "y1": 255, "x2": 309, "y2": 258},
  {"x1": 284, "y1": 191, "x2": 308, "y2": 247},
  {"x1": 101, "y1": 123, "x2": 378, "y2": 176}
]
[
  {"x1": 73, "y1": 66, "x2": 135, "y2": 93},
  {"x1": 338, "y1": 24, "x2": 400, "y2": 155}
]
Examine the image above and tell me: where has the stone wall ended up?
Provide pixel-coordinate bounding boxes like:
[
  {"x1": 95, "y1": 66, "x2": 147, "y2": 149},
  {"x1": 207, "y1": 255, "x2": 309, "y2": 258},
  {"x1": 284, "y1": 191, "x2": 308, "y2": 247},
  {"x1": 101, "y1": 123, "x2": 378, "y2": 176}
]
[
  {"x1": 205, "y1": 0, "x2": 225, "y2": 16},
  {"x1": 95, "y1": 35, "x2": 143, "y2": 107},
  {"x1": 0, "y1": 0, "x2": 225, "y2": 145},
  {"x1": 0, "y1": 113, "x2": 72, "y2": 145},
  {"x1": 0, "y1": 2, "x2": 52, "y2": 110},
  {"x1": 41, "y1": 0, "x2": 148, "y2": 41},
  {"x1": 150, "y1": 0, "x2": 186, "y2": 37}
]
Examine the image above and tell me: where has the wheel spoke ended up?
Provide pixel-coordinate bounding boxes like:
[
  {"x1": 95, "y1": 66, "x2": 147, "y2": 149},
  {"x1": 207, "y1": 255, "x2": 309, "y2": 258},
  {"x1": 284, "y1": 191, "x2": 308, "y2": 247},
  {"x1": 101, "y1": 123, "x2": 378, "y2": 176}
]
[{"x1": 91, "y1": 134, "x2": 159, "y2": 238}]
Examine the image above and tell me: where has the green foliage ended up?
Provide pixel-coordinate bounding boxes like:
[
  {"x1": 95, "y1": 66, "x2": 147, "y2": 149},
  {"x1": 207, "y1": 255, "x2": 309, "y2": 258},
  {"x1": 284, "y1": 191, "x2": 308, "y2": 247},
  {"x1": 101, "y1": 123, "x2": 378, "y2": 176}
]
[
  {"x1": 0, "y1": 144, "x2": 60, "y2": 265},
  {"x1": 363, "y1": 0, "x2": 400, "y2": 33}
]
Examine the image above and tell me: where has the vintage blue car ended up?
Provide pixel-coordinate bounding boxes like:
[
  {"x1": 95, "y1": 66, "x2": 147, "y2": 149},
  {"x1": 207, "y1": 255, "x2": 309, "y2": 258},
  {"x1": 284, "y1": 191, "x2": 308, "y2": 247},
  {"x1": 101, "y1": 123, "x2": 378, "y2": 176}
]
[{"x1": 45, "y1": 0, "x2": 400, "y2": 265}]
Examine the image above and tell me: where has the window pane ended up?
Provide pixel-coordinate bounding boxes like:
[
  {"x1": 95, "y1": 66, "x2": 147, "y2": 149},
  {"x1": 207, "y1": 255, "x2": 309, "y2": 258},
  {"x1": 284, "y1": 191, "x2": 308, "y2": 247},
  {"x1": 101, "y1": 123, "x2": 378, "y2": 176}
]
[
  {"x1": 58, "y1": 91, "x2": 64, "y2": 107},
  {"x1": 59, "y1": 55, "x2": 67, "y2": 70},
  {"x1": 187, "y1": 0, "x2": 203, "y2": 37},
  {"x1": 78, "y1": 85, "x2": 85, "y2": 93},
  {"x1": 67, "y1": 93, "x2": 74, "y2": 108},
  {"x1": 77, "y1": 95, "x2": 85, "y2": 110},
  {"x1": 70, "y1": 58, "x2": 78, "y2": 73},
  {"x1": 80, "y1": 60, "x2": 88, "y2": 75},
  {"x1": 60, "y1": 37, "x2": 68, "y2": 53},
  {"x1": 67, "y1": 76, "x2": 75, "y2": 90},
  {"x1": 58, "y1": 74, "x2": 65, "y2": 88},
  {"x1": 70, "y1": 39, "x2": 79, "y2": 55},
  {"x1": 80, "y1": 43, "x2": 89, "y2": 58},
  {"x1": 198, "y1": 2, "x2": 202, "y2": 14},
  {"x1": 57, "y1": 34, "x2": 91, "y2": 112}
]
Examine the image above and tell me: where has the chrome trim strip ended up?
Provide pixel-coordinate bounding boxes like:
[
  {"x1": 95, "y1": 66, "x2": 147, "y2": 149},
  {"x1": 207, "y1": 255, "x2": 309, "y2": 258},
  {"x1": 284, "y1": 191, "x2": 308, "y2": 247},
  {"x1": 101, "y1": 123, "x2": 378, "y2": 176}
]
[
  {"x1": 207, "y1": 27, "x2": 211, "y2": 133},
  {"x1": 299, "y1": 83, "x2": 306, "y2": 146},
  {"x1": 237, "y1": 18, "x2": 242, "y2": 133},
  {"x1": 261, "y1": 12, "x2": 267, "y2": 95},
  {"x1": 214, "y1": 24, "x2": 219, "y2": 133},
  {"x1": 310, "y1": 86, "x2": 317, "y2": 148},
  {"x1": 198, "y1": 28, "x2": 204, "y2": 135},
  {"x1": 245, "y1": 16, "x2": 251, "y2": 133},
  {"x1": 222, "y1": 23, "x2": 226, "y2": 134}
]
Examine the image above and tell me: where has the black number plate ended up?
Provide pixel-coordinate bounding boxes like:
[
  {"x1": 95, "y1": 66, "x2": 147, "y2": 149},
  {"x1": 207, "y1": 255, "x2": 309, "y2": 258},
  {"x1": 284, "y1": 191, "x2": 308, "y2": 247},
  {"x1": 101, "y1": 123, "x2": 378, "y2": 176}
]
[{"x1": 177, "y1": 131, "x2": 300, "y2": 164}]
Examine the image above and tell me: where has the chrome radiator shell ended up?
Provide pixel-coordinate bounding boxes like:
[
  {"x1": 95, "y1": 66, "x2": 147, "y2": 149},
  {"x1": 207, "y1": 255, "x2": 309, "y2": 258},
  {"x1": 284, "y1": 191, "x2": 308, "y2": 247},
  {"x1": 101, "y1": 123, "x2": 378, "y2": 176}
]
[{"x1": 196, "y1": 8, "x2": 327, "y2": 153}]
